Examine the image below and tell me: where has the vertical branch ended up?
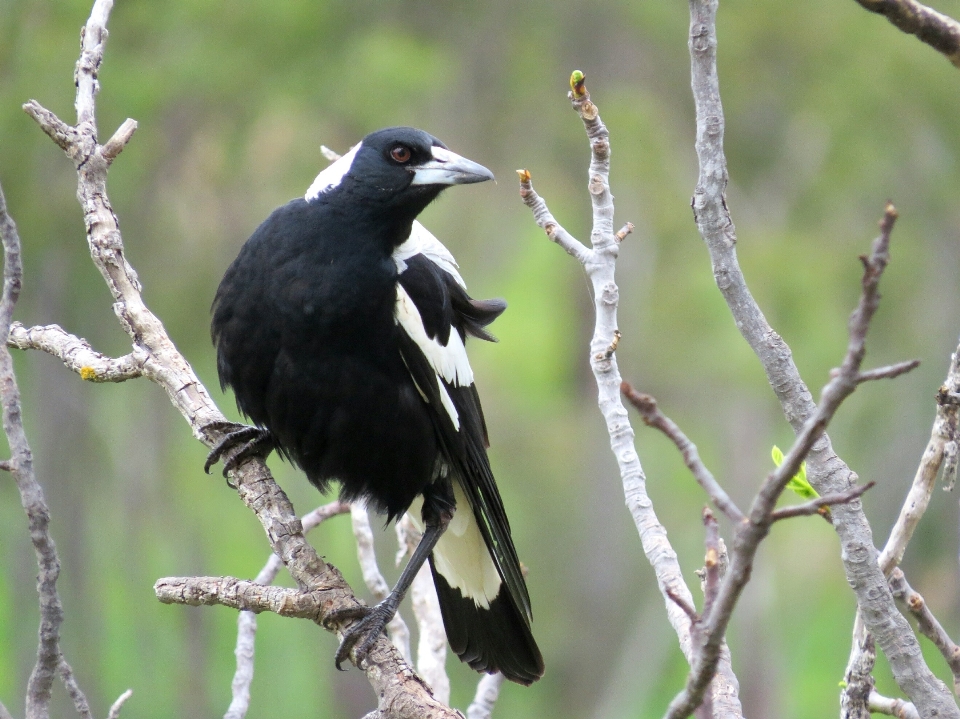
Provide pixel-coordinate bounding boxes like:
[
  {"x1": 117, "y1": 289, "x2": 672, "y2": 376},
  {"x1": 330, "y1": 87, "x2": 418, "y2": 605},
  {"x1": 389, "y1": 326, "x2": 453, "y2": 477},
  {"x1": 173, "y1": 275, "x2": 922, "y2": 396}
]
[
  {"x1": 686, "y1": 0, "x2": 959, "y2": 716},
  {"x1": 0, "y1": 184, "x2": 93, "y2": 719},
  {"x1": 520, "y1": 73, "x2": 743, "y2": 716}
]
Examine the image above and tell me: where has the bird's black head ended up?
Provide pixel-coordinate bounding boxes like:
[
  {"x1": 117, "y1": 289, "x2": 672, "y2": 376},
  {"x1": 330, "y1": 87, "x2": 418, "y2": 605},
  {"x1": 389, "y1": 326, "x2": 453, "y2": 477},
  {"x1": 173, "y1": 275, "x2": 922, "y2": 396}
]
[{"x1": 305, "y1": 127, "x2": 494, "y2": 222}]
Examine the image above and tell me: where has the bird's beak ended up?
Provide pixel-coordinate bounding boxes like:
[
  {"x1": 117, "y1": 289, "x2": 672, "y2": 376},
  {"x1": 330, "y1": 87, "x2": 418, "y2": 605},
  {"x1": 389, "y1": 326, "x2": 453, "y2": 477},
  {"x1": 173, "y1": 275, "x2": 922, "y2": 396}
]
[{"x1": 410, "y1": 146, "x2": 495, "y2": 186}]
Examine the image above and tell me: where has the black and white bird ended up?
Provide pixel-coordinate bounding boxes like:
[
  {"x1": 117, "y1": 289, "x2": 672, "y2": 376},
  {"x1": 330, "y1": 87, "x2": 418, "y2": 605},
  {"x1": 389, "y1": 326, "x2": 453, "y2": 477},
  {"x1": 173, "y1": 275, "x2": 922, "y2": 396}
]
[{"x1": 206, "y1": 127, "x2": 544, "y2": 685}]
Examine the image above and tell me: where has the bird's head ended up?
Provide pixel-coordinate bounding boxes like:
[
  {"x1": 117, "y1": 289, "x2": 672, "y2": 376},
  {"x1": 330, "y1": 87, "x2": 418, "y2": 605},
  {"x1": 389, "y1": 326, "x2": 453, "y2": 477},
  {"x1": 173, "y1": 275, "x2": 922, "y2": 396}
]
[{"x1": 305, "y1": 127, "x2": 494, "y2": 218}]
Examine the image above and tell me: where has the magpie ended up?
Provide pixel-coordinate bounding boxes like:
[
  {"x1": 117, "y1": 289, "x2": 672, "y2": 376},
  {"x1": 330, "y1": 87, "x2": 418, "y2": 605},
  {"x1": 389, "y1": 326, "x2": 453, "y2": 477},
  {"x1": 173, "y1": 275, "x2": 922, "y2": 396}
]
[{"x1": 206, "y1": 127, "x2": 544, "y2": 685}]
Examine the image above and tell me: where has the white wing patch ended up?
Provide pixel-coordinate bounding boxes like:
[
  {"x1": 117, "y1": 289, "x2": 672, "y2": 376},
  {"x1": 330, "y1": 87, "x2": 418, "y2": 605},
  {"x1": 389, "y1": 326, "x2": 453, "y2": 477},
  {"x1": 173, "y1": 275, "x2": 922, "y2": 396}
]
[
  {"x1": 393, "y1": 222, "x2": 467, "y2": 289},
  {"x1": 407, "y1": 483, "x2": 502, "y2": 609},
  {"x1": 395, "y1": 283, "x2": 474, "y2": 430},
  {"x1": 304, "y1": 143, "x2": 361, "y2": 201}
]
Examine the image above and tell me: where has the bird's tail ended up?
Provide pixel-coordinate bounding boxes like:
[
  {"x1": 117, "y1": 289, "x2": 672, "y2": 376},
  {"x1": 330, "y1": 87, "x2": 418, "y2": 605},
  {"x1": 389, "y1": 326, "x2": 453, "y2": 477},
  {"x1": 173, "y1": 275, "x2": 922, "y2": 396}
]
[{"x1": 421, "y1": 481, "x2": 544, "y2": 685}]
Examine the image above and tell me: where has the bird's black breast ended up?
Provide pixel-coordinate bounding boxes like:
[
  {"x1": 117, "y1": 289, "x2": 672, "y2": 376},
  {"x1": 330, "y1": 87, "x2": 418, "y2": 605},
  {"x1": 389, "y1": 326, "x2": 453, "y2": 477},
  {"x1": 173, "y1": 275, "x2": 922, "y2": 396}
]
[{"x1": 212, "y1": 197, "x2": 439, "y2": 517}]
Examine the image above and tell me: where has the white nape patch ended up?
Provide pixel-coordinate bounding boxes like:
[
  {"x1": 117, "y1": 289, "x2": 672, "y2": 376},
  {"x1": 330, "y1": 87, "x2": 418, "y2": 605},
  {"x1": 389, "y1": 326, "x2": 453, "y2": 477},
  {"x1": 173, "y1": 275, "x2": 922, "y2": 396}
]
[
  {"x1": 393, "y1": 222, "x2": 467, "y2": 289},
  {"x1": 304, "y1": 143, "x2": 361, "y2": 201},
  {"x1": 395, "y1": 282, "x2": 474, "y2": 388},
  {"x1": 406, "y1": 484, "x2": 502, "y2": 609}
]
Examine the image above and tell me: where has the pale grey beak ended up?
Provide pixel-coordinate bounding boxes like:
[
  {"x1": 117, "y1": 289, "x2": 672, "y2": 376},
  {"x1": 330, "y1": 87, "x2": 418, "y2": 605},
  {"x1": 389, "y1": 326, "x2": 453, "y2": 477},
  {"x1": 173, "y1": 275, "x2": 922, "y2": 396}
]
[{"x1": 410, "y1": 146, "x2": 495, "y2": 186}]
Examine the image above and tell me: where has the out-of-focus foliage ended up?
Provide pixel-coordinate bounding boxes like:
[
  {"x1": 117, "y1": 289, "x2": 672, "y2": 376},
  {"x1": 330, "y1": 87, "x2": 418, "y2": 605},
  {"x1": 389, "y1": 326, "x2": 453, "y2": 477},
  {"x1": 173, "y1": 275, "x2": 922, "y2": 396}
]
[{"x1": 2, "y1": 1, "x2": 960, "y2": 717}]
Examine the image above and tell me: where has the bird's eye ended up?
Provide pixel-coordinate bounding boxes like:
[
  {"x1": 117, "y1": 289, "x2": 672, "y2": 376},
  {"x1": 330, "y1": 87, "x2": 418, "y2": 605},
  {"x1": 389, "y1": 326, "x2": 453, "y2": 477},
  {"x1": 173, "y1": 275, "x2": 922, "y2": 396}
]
[{"x1": 390, "y1": 146, "x2": 412, "y2": 163}]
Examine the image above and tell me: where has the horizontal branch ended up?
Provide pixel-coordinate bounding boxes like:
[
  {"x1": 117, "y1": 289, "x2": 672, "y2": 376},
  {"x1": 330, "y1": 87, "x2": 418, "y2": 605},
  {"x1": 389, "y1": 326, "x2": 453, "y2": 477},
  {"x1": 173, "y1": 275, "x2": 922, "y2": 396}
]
[
  {"x1": 869, "y1": 691, "x2": 920, "y2": 719},
  {"x1": 8, "y1": 322, "x2": 145, "y2": 382},
  {"x1": 769, "y1": 482, "x2": 875, "y2": 521},
  {"x1": 856, "y1": 359, "x2": 921, "y2": 383},
  {"x1": 156, "y1": 576, "x2": 325, "y2": 619}
]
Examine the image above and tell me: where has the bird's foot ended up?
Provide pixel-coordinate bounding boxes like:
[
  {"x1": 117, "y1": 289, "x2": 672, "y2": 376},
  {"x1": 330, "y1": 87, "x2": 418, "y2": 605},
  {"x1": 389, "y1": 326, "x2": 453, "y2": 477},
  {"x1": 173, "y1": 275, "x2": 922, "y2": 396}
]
[
  {"x1": 324, "y1": 600, "x2": 399, "y2": 671},
  {"x1": 203, "y1": 421, "x2": 275, "y2": 478}
]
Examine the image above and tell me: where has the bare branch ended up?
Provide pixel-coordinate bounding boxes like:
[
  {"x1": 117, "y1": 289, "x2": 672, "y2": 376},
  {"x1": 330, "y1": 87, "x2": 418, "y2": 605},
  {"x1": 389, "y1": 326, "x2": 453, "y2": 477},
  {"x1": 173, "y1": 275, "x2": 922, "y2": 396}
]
[
  {"x1": 466, "y1": 673, "x2": 504, "y2": 719},
  {"x1": 156, "y1": 576, "x2": 327, "y2": 618},
  {"x1": 105, "y1": 690, "x2": 133, "y2": 719},
  {"x1": 516, "y1": 171, "x2": 593, "y2": 264},
  {"x1": 225, "y1": 500, "x2": 349, "y2": 719},
  {"x1": 852, "y1": 0, "x2": 960, "y2": 67},
  {"x1": 666, "y1": 141, "x2": 917, "y2": 719},
  {"x1": 8, "y1": 323, "x2": 145, "y2": 382},
  {"x1": 520, "y1": 72, "x2": 742, "y2": 717},
  {"x1": 870, "y1": 691, "x2": 920, "y2": 719},
  {"x1": 687, "y1": 0, "x2": 957, "y2": 715},
  {"x1": 22, "y1": 101, "x2": 78, "y2": 155},
  {"x1": 1, "y1": 174, "x2": 92, "y2": 719},
  {"x1": 621, "y1": 384, "x2": 745, "y2": 524},
  {"x1": 879, "y1": 338, "x2": 960, "y2": 573},
  {"x1": 841, "y1": 618, "x2": 876, "y2": 719},
  {"x1": 889, "y1": 568, "x2": 960, "y2": 692},
  {"x1": 770, "y1": 482, "x2": 875, "y2": 522},
  {"x1": 101, "y1": 119, "x2": 137, "y2": 164},
  {"x1": 58, "y1": 658, "x2": 93, "y2": 719},
  {"x1": 0, "y1": 701, "x2": 13, "y2": 719},
  {"x1": 856, "y1": 359, "x2": 920, "y2": 383}
]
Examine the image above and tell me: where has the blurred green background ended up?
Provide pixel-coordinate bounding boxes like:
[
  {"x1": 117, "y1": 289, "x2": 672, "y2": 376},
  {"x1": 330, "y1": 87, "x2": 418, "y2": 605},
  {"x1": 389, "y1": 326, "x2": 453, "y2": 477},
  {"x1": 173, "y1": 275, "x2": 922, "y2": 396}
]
[{"x1": 2, "y1": 1, "x2": 960, "y2": 717}]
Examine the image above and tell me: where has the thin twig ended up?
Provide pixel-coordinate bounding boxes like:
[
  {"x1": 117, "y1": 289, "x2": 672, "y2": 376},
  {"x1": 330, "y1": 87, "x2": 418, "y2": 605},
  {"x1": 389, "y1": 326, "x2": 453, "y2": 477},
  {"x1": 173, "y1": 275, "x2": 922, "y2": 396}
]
[
  {"x1": 852, "y1": 0, "x2": 960, "y2": 68},
  {"x1": 869, "y1": 691, "x2": 921, "y2": 719},
  {"x1": 842, "y1": 621, "x2": 876, "y2": 719},
  {"x1": 105, "y1": 690, "x2": 133, "y2": 719},
  {"x1": 663, "y1": 204, "x2": 909, "y2": 719},
  {"x1": 466, "y1": 673, "x2": 505, "y2": 719},
  {"x1": 769, "y1": 482, "x2": 875, "y2": 521},
  {"x1": 156, "y1": 576, "x2": 327, "y2": 617},
  {"x1": 879, "y1": 339, "x2": 960, "y2": 574},
  {"x1": 8, "y1": 323, "x2": 145, "y2": 382},
  {"x1": 889, "y1": 568, "x2": 960, "y2": 693},
  {"x1": 620, "y1": 385, "x2": 745, "y2": 524}
]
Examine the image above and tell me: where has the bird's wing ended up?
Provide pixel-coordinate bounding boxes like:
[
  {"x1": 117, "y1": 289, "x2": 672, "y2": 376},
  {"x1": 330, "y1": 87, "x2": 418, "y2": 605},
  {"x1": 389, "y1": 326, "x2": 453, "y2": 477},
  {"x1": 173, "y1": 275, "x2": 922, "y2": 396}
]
[
  {"x1": 393, "y1": 252, "x2": 529, "y2": 621},
  {"x1": 393, "y1": 221, "x2": 466, "y2": 289}
]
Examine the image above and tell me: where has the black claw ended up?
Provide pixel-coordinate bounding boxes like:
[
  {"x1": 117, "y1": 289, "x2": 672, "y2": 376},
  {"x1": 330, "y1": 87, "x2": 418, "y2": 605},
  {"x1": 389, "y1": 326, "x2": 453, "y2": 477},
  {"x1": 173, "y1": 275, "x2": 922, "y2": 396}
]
[
  {"x1": 325, "y1": 602, "x2": 396, "y2": 671},
  {"x1": 203, "y1": 421, "x2": 275, "y2": 477}
]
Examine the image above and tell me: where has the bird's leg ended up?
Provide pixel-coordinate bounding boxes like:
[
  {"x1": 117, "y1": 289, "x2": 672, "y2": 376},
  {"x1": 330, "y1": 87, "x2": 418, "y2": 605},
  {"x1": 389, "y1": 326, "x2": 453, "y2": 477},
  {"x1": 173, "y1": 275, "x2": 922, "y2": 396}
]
[
  {"x1": 326, "y1": 483, "x2": 455, "y2": 670},
  {"x1": 202, "y1": 420, "x2": 275, "y2": 478}
]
